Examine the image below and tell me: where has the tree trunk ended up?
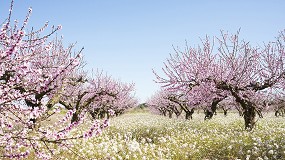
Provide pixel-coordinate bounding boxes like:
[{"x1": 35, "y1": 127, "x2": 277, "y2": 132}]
[
  {"x1": 162, "y1": 110, "x2": 167, "y2": 116},
  {"x1": 168, "y1": 110, "x2": 173, "y2": 118},
  {"x1": 275, "y1": 110, "x2": 280, "y2": 117},
  {"x1": 236, "y1": 99, "x2": 257, "y2": 131},
  {"x1": 185, "y1": 111, "x2": 191, "y2": 120},
  {"x1": 223, "y1": 109, "x2": 227, "y2": 116},
  {"x1": 90, "y1": 111, "x2": 98, "y2": 119},
  {"x1": 185, "y1": 109, "x2": 194, "y2": 120},
  {"x1": 71, "y1": 112, "x2": 80, "y2": 123},
  {"x1": 100, "y1": 112, "x2": 106, "y2": 119},
  {"x1": 243, "y1": 106, "x2": 256, "y2": 131},
  {"x1": 204, "y1": 110, "x2": 213, "y2": 120},
  {"x1": 236, "y1": 106, "x2": 244, "y2": 116},
  {"x1": 204, "y1": 98, "x2": 221, "y2": 120},
  {"x1": 174, "y1": 107, "x2": 182, "y2": 118}
]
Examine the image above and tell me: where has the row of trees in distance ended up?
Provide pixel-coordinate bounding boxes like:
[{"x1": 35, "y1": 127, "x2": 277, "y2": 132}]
[{"x1": 147, "y1": 89, "x2": 285, "y2": 119}]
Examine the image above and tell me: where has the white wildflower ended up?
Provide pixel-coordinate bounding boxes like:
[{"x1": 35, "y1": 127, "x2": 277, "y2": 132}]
[{"x1": 268, "y1": 149, "x2": 274, "y2": 155}]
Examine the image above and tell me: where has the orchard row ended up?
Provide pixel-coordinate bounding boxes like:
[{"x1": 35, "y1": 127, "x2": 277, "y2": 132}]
[
  {"x1": 0, "y1": 1, "x2": 137, "y2": 159},
  {"x1": 148, "y1": 29, "x2": 285, "y2": 131}
]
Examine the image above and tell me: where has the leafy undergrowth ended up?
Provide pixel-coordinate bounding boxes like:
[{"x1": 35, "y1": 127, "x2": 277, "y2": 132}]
[{"x1": 48, "y1": 112, "x2": 285, "y2": 159}]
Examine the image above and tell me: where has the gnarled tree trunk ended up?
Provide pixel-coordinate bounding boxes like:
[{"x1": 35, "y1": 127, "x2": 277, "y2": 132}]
[
  {"x1": 168, "y1": 110, "x2": 173, "y2": 118},
  {"x1": 173, "y1": 106, "x2": 182, "y2": 118},
  {"x1": 224, "y1": 85, "x2": 258, "y2": 131},
  {"x1": 204, "y1": 98, "x2": 223, "y2": 120},
  {"x1": 234, "y1": 95, "x2": 257, "y2": 131},
  {"x1": 162, "y1": 110, "x2": 167, "y2": 116},
  {"x1": 223, "y1": 108, "x2": 228, "y2": 116},
  {"x1": 243, "y1": 106, "x2": 256, "y2": 131},
  {"x1": 185, "y1": 108, "x2": 194, "y2": 120},
  {"x1": 71, "y1": 111, "x2": 80, "y2": 123}
]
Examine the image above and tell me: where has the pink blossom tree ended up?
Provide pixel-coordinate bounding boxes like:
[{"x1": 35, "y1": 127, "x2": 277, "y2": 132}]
[
  {"x1": 0, "y1": 1, "x2": 109, "y2": 158},
  {"x1": 147, "y1": 89, "x2": 196, "y2": 119},
  {"x1": 58, "y1": 71, "x2": 116, "y2": 122},
  {"x1": 109, "y1": 81, "x2": 138, "y2": 116},
  {"x1": 166, "y1": 92, "x2": 195, "y2": 119},
  {"x1": 147, "y1": 90, "x2": 175, "y2": 117},
  {"x1": 146, "y1": 90, "x2": 169, "y2": 116},
  {"x1": 267, "y1": 91, "x2": 285, "y2": 117},
  {"x1": 217, "y1": 96, "x2": 238, "y2": 116},
  {"x1": 154, "y1": 29, "x2": 285, "y2": 130},
  {"x1": 86, "y1": 71, "x2": 137, "y2": 119}
]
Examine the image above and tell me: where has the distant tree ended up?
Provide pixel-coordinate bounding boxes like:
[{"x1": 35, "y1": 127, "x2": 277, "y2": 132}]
[
  {"x1": 269, "y1": 92, "x2": 285, "y2": 117},
  {"x1": 147, "y1": 90, "x2": 200, "y2": 119},
  {"x1": 167, "y1": 93, "x2": 195, "y2": 120},
  {"x1": 147, "y1": 89, "x2": 180, "y2": 118},
  {"x1": 86, "y1": 71, "x2": 137, "y2": 118}
]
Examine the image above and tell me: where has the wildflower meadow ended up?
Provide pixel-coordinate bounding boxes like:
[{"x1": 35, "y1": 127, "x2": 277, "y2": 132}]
[{"x1": 54, "y1": 109, "x2": 285, "y2": 160}]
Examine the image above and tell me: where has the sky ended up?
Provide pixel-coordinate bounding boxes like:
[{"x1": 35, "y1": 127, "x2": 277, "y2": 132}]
[{"x1": 1, "y1": 0, "x2": 285, "y2": 103}]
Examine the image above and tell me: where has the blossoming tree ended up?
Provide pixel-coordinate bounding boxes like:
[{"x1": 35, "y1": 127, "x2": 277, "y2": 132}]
[
  {"x1": 0, "y1": 1, "x2": 118, "y2": 158},
  {"x1": 154, "y1": 29, "x2": 285, "y2": 130},
  {"x1": 59, "y1": 70, "x2": 137, "y2": 121},
  {"x1": 147, "y1": 89, "x2": 197, "y2": 119}
]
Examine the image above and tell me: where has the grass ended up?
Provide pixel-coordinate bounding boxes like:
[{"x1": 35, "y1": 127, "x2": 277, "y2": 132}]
[{"x1": 49, "y1": 110, "x2": 285, "y2": 160}]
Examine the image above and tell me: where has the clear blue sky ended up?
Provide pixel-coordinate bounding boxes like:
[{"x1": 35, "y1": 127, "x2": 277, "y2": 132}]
[{"x1": 1, "y1": 1, "x2": 285, "y2": 103}]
